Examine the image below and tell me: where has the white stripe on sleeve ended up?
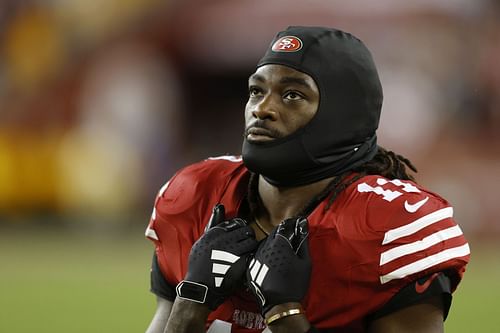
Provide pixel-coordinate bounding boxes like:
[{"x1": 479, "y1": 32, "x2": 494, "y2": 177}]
[
  {"x1": 158, "y1": 181, "x2": 170, "y2": 197},
  {"x1": 380, "y1": 225, "x2": 464, "y2": 265},
  {"x1": 383, "y1": 207, "x2": 453, "y2": 245},
  {"x1": 145, "y1": 226, "x2": 159, "y2": 240},
  {"x1": 379, "y1": 243, "x2": 470, "y2": 284}
]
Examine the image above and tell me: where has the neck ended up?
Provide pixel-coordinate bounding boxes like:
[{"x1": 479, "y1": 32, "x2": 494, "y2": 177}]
[{"x1": 256, "y1": 174, "x2": 335, "y2": 228}]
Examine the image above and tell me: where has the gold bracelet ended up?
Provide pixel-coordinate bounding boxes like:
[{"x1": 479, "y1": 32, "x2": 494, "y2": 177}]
[{"x1": 265, "y1": 308, "x2": 305, "y2": 326}]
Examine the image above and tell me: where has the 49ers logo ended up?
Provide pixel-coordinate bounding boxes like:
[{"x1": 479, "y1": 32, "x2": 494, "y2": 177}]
[{"x1": 272, "y1": 36, "x2": 303, "y2": 52}]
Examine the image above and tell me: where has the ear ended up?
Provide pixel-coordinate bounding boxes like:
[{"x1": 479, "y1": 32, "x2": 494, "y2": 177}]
[{"x1": 205, "y1": 203, "x2": 226, "y2": 231}]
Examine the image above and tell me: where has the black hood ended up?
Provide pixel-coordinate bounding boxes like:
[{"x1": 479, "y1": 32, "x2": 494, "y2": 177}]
[{"x1": 242, "y1": 26, "x2": 382, "y2": 186}]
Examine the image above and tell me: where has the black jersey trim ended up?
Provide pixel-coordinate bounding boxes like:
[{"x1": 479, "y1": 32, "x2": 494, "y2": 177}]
[
  {"x1": 150, "y1": 252, "x2": 176, "y2": 301},
  {"x1": 371, "y1": 271, "x2": 452, "y2": 321}
]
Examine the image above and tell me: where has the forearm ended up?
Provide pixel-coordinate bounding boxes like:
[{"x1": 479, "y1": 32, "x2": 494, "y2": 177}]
[
  {"x1": 165, "y1": 298, "x2": 211, "y2": 333},
  {"x1": 146, "y1": 296, "x2": 173, "y2": 333}
]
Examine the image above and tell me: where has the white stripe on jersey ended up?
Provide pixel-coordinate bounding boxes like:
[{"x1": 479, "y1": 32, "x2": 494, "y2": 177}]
[
  {"x1": 145, "y1": 226, "x2": 159, "y2": 240},
  {"x1": 379, "y1": 243, "x2": 470, "y2": 284},
  {"x1": 158, "y1": 180, "x2": 171, "y2": 197},
  {"x1": 382, "y1": 207, "x2": 453, "y2": 245},
  {"x1": 145, "y1": 180, "x2": 171, "y2": 240},
  {"x1": 208, "y1": 155, "x2": 242, "y2": 162},
  {"x1": 380, "y1": 225, "x2": 464, "y2": 265}
]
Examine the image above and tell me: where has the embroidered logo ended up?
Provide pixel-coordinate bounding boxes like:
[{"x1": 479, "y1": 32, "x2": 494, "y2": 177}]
[
  {"x1": 248, "y1": 258, "x2": 269, "y2": 305},
  {"x1": 211, "y1": 250, "x2": 240, "y2": 287},
  {"x1": 404, "y1": 196, "x2": 429, "y2": 213},
  {"x1": 272, "y1": 36, "x2": 303, "y2": 52},
  {"x1": 415, "y1": 272, "x2": 440, "y2": 294},
  {"x1": 232, "y1": 309, "x2": 266, "y2": 329}
]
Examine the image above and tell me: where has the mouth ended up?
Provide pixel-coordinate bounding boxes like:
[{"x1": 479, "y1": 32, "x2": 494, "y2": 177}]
[{"x1": 246, "y1": 127, "x2": 276, "y2": 142}]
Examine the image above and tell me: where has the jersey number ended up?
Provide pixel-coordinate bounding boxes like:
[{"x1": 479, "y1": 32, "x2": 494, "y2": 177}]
[{"x1": 357, "y1": 178, "x2": 420, "y2": 202}]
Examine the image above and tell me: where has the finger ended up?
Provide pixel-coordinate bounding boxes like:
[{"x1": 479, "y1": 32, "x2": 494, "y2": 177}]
[
  {"x1": 205, "y1": 203, "x2": 226, "y2": 231},
  {"x1": 213, "y1": 217, "x2": 249, "y2": 233},
  {"x1": 236, "y1": 236, "x2": 259, "y2": 254},
  {"x1": 236, "y1": 225, "x2": 257, "y2": 242},
  {"x1": 294, "y1": 217, "x2": 310, "y2": 257},
  {"x1": 222, "y1": 217, "x2": 248, "y2": 231},
  {"x1": 276, "y1": 218, "x2": 298, "y2": 244},
  {"x1": 228, "y1": 224, "x2": 256, "y2": 244},
  {"x1": 239, "y1": 224, "x2": 256, "y2": 239},
  {"x1": 274, "y1": 217, "x2": 309, "y2": 252}
]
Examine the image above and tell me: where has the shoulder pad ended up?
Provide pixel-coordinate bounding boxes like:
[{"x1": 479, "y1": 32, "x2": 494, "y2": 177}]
[
  {"x1": 351, "y1": 175, "x2": 470, "y2": 284},
  {"x1": 157, "y1": 155, "x2": 245, "y2": 215}
]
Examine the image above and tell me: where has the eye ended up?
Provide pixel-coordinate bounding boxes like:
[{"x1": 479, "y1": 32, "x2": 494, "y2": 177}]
[
  {"x1": 248, "y1": 86, "x2": 262, "y2": 97},
  {"x1": 284, "y1": 91, "x2": 304, "y2": 101}
]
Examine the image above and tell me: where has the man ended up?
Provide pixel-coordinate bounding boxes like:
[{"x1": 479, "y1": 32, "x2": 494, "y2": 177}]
[{"x1": 145, "y1": 26, "x2": 470, "y2": 333}]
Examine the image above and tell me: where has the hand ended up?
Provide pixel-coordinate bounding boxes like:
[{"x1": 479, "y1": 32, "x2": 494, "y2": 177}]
[
  {"x1": 246, "y1": 217, "x2": 311, "y2": 315},
  {"x1": 176, "y1": 204, "x2": 258, "y2": 310}
]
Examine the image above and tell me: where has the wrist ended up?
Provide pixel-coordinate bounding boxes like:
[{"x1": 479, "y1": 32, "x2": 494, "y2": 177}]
[
  {"x1": 176, "y1": 279, "x2": 224, "y2": 310},
  {"x1": 176, "y1": 280, "x2": 208, "y2": 304},
  {"x1": 264, "y1": 302, "x2": 304, "y2": 320},
  {"x1": 264, "y1": 302, "x2": 310, "y2": 332},
  {"x1": 165, "y1": 298, "x2": 211, "y2": 333}
]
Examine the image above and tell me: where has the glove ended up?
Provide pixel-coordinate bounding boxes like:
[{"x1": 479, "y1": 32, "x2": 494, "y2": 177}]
[
  {"x1": 176, "y1": 204, "x2": 258, "y2": 310},
  {"x1": 246, "y1": 217, "x2": 311, "y2": 315}
]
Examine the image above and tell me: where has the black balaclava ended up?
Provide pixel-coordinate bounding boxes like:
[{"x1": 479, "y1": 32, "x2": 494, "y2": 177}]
[{"x1": 242, "y1": 26, "x2": 383, "y2": 187}]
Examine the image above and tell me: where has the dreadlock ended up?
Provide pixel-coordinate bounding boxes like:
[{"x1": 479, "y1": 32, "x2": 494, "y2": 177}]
[
  {"x1": 355, "y1": 146, "x2": 417, "y2": 181},
  {"x1": 319, "y1": 146, "x2": 418, "y2": 210},
  {"x1": 247, "y1": 146, "x2": 418, "y2": 218}
]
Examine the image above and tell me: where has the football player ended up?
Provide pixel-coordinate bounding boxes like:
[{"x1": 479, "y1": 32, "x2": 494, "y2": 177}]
[{"x1": 145, "y1": 26, "x2": 470, "y2": 333}]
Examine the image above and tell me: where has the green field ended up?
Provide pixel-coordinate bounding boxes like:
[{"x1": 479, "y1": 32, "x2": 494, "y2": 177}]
[
  {"x1": 0, "y1": 227, "x2": 498, "y2": 332},
  {"x1": 0, "y1": 226, "x2": 155, "y2": 333}
]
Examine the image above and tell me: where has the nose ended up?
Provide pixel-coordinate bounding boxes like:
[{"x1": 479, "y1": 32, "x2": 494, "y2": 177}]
[{"x1": 252, "y1": 94, "x2": 278, "y2": 121}]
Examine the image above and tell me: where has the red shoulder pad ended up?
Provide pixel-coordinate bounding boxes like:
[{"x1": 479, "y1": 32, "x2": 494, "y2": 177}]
[
  {"x1": 144, "y1": 156, "x2": 247, "y2": 284},
  {"x1": 146, "y1": 155, "x2": 245, "y2": 238}
]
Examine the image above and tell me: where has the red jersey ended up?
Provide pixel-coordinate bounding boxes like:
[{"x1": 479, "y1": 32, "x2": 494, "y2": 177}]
[{"x1": 146, "y1": 156, "x2": 469, "y2": 332}]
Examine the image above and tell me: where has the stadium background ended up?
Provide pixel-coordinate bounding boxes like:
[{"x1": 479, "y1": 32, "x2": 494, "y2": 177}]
[{"x1": 0, "y1": 0, "x2": 499, "y2": 332}]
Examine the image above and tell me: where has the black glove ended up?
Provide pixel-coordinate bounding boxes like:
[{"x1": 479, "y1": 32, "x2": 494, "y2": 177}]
[
  {"x1": 247, "y1": 217, "x2": 311, "y2": 315},
  {"x1": 176, "y1": 204, "x2": 258, "y2": 310}
]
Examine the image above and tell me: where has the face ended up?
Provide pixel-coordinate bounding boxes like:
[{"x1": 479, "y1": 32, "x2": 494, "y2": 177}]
[{"x1": 245, "y1": 64, "x2": 320, "y2": 143}]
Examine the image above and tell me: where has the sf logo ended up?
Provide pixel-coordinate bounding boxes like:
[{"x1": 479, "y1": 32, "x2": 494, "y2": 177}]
[
  {"x1": 272, "y1": 36, "x2": 303, "y2": 52},
  {"x1": 277, "y1": 38, "x2": 296, "y2": 49}
]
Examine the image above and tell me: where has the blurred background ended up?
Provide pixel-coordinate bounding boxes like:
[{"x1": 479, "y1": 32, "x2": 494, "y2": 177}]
[{"x1": 0, "y1": 0, "x2": 499, "y2": 332}]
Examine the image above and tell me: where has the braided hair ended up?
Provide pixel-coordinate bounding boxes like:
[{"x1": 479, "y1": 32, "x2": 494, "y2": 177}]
[
  {"x1": 247, "y1": 146, "x2": 418, "y2": 217},
  {"x1": 357, "y1": 146, "x2": 417, "y2": 182},
  {"x1": 320, "y1": 146, "x2": 417, "y2": 211}
]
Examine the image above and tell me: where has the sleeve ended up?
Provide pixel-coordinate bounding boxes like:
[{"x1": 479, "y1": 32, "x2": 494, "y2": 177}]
[
  {"x1": 144, "y1": 177, "x2": 192, "y2": 288},
  {"x1": 370, "y1": 271, "x2": 452, "y2": 320},
  {"x1": 150, "y1": 252, "x2": 177, "y2": 301},
  {"x1": 144, "y1": 158, "x2": 245, "y2": 289},
  {"x1": 302, "y1": 176, "x2": 470, "y2": 328},
  {"x1": 363, "y1": 178, "x2": 471, "y2": 290}
]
